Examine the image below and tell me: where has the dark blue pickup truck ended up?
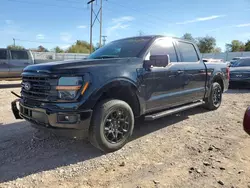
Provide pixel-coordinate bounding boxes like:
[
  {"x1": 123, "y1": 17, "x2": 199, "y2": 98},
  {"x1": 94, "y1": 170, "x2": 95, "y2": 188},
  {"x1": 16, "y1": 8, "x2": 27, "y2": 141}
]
[{"x1": 11, "y1": 36, "x2": 229, "y2": 152}]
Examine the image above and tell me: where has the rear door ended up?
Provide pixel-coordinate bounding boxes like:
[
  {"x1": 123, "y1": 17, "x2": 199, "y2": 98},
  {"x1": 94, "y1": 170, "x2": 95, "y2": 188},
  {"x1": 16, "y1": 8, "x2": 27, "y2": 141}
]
[
  {"x1": 176, "y1": 41, "x2": 206, "y2": 103},
  {"x1": 9, "y1": 50, "x2": 31, "y2": 77},
  {"x1": 0, "y1": 49, "x2": 10, "y2": 78}
]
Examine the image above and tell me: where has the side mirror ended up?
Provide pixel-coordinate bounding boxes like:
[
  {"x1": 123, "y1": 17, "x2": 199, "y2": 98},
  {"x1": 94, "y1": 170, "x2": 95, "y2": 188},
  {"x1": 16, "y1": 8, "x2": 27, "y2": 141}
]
[{"x1": 144, "y1": 55, "x2": 170, "y2": 69}]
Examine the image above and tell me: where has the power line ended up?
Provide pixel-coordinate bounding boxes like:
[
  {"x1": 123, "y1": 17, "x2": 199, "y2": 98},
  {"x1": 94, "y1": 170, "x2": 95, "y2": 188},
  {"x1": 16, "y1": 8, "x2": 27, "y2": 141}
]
[
  {"x1": 105, "y1": 0, "x2": 171, "y2": 24},
  {"x1": 103, "y1": 1, "x2": 172, "y2": 30}
]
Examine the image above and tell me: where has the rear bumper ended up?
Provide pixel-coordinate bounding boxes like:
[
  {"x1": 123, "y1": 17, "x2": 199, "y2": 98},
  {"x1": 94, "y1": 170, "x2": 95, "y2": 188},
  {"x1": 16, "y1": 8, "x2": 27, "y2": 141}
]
[
  {"x1": 229, "y1": 80, "x2": 250, "y2": 88},
  {"x1": 11, "y1": 99, "x2": 92, "y2": 131},
  {"x1": 244, "y1": 107, "x2": 250, "y2": 135}
]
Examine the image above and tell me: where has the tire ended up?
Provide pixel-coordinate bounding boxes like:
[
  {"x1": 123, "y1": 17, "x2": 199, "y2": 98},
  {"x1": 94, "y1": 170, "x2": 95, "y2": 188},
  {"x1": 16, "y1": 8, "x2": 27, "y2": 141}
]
[
  {"x1": 89, "y1": 99, "x2": 134, "y2": 152},
  {"x1": 203, "y1": 82, "x2": 222, "y2": 110}
]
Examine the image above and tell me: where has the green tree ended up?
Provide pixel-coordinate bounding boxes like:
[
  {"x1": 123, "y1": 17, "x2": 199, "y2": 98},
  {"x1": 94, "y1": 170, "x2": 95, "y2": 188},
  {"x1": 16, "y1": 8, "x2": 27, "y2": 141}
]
[
  {"x1": 182, "y1": 33, "x2": 195, "y2": 42},
  {"x1": 226, "y1": 40, "x2": 245, "y2": 52},
  {"x1": 66, "y1": 40, "x2": 92, "y2": 53},
  {"x1": 54, "y1": 46, "x2": 64, "y2": 53},
  {"x1": 212, "y1": 47, "x2": 222, "y2": 53},
  {"x1": 196, "y1": 36, "x2": 216, "y2": 53},
  {"x1": 7, "y1": 45, "x2": 25, "y2": 50},
  {"x1": 37, "y1": 45, "x2": 49, "y2": 52},
  {"x1": 245, "y1": 40, "x2": 250, "y2": 51}
]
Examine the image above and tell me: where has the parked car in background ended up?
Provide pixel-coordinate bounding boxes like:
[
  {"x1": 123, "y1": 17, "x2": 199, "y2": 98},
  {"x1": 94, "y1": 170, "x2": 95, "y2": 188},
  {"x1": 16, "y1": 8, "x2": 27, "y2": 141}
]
[
  {"x1": 0, "y1": 48, "x2": 52, "y2": 79},
  {"x1": 244, "y1": 107, "x2": 250, "y2": 135},
  {"x1": 11, "y1": 36, "x2": 229, "y2": 152},
  {"x1": 229, "y1": 57, "x2": 250, "y2": 67},
  {"x1": 229, "y1": 57, "x2": 250, "y2": 88}
]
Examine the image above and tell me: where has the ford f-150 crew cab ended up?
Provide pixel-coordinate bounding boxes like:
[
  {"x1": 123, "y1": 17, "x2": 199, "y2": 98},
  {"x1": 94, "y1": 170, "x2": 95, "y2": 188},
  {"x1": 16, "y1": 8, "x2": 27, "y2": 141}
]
[{"x1": 11, "y1": 36, "x2": 229, "y2": 152}]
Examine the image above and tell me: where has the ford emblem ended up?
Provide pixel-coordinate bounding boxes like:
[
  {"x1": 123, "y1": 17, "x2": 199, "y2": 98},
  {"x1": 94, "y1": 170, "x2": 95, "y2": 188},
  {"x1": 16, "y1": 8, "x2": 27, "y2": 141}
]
[{"x1": 23, "y1": 82, "x2": 32, "y2": 91}]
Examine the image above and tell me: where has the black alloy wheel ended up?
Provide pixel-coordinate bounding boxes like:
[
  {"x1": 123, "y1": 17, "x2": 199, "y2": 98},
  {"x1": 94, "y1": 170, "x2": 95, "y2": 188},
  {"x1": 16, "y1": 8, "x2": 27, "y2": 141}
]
[{"x1": 103, "y1": 109, "x2": 131, "y2": 144}]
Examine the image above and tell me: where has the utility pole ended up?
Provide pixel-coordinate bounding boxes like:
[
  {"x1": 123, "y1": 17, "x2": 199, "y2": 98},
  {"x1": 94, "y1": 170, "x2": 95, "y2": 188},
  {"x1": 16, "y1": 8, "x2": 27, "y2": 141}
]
[
  {"x1": 102, "y1": 35, "x2": 107, "y2": 46},
  {"x1": 13, "y1": 38, "x2": 16, "y2": 47},
  {"x1": 87, "y1": 0, "x2": 104, "y2": 53},
  {"x1": 99, "y1": 0, "x2": 103, "y2": 48}
]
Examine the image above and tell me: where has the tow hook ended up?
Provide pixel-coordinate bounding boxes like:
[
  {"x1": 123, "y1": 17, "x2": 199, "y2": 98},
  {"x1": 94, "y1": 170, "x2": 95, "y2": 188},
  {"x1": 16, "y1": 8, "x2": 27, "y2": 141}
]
[
  {"x1": 11, "y1": 91, "x2": 23, "y2": 119},
  {"x1": 11, "y1": 91, "x2": 22, "y2": 98}
]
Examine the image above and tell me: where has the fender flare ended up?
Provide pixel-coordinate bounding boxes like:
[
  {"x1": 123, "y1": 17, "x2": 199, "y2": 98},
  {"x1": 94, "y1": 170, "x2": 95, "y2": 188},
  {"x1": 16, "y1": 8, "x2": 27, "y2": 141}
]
[{"x1": 87, "y1": 78, "x2": 142, "y2": 115}]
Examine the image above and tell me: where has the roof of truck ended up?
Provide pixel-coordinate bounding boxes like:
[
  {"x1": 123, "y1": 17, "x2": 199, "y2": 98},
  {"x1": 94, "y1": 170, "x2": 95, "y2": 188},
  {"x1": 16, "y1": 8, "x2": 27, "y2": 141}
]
[{"x1": 113, "y1": 35, "x2": 189, "y2": 42}]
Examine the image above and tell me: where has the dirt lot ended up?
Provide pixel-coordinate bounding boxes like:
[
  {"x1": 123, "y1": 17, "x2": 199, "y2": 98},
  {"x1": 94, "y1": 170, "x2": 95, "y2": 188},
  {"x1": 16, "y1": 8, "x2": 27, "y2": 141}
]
[{"x1": 0, "y1": 81, "x2": 250, "y2": 188}]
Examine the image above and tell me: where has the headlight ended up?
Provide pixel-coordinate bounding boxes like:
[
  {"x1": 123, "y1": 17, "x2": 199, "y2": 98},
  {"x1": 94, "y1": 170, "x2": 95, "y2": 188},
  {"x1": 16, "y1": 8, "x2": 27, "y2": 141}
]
[{"x1": 56, "y1": 77, "x2": 83, "y2": 100}]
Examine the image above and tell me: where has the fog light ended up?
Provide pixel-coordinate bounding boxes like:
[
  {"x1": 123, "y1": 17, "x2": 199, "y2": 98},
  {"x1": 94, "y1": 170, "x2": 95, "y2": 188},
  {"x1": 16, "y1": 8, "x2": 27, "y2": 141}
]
[{"x1": 58, "y1": 114, "x2": 78, "y2": 123}]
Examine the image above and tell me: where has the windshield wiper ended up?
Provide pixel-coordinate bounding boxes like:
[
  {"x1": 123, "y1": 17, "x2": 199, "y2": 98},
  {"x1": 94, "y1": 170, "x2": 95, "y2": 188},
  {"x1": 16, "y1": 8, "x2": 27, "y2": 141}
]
[{"x1": 92, "y1": 55, "x2": 119, "y2": 59}]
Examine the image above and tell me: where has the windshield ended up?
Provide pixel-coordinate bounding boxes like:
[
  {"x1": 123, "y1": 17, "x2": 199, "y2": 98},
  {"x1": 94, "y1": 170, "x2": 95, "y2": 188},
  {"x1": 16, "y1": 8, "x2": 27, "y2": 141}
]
[
  {"x1": 88, "y1": 37, "x2": 152, "y2": 59},
  {"x1": 232, "y1": 59, "x2": 250, "y2": 67}
]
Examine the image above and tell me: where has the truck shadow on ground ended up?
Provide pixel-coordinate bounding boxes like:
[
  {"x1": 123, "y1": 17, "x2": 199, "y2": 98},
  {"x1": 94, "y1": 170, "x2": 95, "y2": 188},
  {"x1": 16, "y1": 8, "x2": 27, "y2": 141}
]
[
  {"x1": 0, "y1": 107, "x2": 208, "y2": 183},
  {"x1": 226, "y1": 88, "x2": 250, "y2": 94}
]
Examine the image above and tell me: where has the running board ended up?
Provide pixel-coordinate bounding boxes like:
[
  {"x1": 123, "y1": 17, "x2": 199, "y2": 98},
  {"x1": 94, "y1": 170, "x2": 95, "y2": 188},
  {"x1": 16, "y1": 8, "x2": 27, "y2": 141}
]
[{"x1": 145, "y1": 101, "x2": 205, "y2": 121}]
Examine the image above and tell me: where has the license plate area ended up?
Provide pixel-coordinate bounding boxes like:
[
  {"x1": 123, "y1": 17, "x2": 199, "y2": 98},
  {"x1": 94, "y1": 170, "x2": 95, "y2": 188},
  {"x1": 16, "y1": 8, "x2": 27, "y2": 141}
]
[{"x1": 20, "y1": 105, "x2": 48, "y2": 124}]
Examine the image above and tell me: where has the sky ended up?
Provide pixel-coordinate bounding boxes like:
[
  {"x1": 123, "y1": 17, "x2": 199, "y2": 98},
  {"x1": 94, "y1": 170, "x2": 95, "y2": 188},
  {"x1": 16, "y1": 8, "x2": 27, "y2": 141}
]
[{"x1": 0, "y1": 0, "x2": 250, "y2": 52}]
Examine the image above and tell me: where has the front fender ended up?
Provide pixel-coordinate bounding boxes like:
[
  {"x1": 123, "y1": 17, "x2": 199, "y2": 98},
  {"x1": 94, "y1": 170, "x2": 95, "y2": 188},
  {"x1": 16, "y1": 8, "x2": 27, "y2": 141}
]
[{"x1": 81, "y1": 78, "x2": 143, "y2": 114}]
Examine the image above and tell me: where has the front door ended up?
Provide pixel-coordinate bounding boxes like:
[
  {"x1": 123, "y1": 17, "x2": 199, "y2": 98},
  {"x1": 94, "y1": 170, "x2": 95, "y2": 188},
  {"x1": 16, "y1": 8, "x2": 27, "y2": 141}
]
[
  {"x1": 9, "y1": 50, "x2": 31, "y2": 77},
  {"x1": 141, "y1": 38, "x2": 186, "y2": 113},
  {"x1": 0, "y1": 49, "x2": 10, "y2": 78}
]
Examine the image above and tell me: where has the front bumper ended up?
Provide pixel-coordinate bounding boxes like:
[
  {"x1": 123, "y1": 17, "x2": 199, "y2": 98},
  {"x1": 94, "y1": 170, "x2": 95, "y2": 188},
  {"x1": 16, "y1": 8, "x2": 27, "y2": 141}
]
[{"x1": 11, "y1": 99, "x2": 92, "y2": 131}]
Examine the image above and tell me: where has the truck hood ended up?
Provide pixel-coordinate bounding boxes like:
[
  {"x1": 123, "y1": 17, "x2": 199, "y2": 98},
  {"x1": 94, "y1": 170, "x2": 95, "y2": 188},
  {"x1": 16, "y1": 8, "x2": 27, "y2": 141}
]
[
  {"x1": 23, "y1": 58, "x2": 136, "y2": 74},
  {"x1": 230, "y1": 67, "x2": 250, "y2": 72}
]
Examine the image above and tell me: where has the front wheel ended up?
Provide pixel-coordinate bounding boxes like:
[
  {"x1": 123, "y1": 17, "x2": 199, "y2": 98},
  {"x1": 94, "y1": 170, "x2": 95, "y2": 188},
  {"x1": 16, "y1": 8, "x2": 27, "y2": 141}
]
[
  {"x1": 89, "y1": 99, "x2": 134, "y2": 152},
  {"x1": 203, "y1": 82, "x2": 222, "y2": 110}
]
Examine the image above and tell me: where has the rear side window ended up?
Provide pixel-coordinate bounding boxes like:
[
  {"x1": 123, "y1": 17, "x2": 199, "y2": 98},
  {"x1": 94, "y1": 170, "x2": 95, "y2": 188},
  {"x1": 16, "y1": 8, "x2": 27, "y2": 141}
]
[
  {"x1": 178, "y1": 42, "x2": 199, "y2": 62},
  {"x1": 0, "y1": 49, "x2": 7, "y2": 60},
  {"x1": 10, "y1": 50, "x2": 29, "y2": 60},
  {"x1": 145, "y1": 39, "x2": 177, "y2": 62}
]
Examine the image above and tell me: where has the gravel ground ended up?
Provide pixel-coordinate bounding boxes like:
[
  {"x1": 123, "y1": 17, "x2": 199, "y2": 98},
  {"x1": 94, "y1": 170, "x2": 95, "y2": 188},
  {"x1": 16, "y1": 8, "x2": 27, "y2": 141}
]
[{"x1": 0, "y1": 81, "x2": 250, "y2": 188}]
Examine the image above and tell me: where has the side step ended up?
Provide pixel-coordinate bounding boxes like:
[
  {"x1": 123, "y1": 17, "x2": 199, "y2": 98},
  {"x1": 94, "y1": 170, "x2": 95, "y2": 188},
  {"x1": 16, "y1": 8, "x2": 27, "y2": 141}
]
[{"x1": 145, "y1": 101, "x2": 205, "y2": 121}]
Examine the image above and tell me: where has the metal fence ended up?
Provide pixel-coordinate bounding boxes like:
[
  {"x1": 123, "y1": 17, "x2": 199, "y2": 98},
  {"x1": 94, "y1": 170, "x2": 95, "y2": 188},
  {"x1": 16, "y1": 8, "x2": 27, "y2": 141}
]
[
  {"x1": 32, "y1": 52, "x2": 89, "y2": 60},
  {"x1": 202, "y1": 52, "x2": 250, "y2": 61}
]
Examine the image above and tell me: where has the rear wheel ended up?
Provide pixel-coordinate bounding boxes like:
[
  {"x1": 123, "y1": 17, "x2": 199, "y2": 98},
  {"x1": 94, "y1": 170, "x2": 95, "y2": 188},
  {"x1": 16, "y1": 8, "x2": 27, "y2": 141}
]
[
  {"x1": 203, "y1": 82, "x2": 222, "y2": 110},
  {"x1": 89, "y1": 99, "x2": 134, "y2": 152}
]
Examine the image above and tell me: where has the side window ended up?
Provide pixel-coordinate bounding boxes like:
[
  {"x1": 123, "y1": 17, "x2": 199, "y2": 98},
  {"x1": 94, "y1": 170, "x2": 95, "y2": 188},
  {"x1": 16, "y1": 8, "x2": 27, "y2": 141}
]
[
  {"x1": 145, "y1": 39, "x2": 177, "y2": 62},
  {"x1": 10, "y1": 50, "x2": 29, "y2": 60},
  {"x1": 0, "y1": 49, "x2": 7, "y2": 60},
  {"x1": 178, "y1": 42, "x2": 199, "y2": 62}
]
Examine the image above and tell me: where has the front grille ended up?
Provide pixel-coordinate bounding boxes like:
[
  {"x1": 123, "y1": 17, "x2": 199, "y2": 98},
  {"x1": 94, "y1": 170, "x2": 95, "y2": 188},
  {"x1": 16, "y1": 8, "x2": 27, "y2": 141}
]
[{"x1": 21, "y1": 75, "x2": 58, "y2": 101}]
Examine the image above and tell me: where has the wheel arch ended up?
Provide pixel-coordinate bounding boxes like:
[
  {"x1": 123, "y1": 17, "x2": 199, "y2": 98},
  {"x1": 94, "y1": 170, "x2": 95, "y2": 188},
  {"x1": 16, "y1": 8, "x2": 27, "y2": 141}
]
[
  {"x1": 212, "y1": 74, "x2": 224, "y2": 92},
  {"x1": 89, "y1": 78, "x2": 142, "y2": 117}
]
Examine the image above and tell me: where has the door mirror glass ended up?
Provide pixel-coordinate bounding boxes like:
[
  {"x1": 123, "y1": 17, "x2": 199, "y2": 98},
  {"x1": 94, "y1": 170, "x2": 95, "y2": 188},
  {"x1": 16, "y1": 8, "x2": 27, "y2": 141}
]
[{"x1": 144, "y1": 55, "x2": 170, "y2": 69}]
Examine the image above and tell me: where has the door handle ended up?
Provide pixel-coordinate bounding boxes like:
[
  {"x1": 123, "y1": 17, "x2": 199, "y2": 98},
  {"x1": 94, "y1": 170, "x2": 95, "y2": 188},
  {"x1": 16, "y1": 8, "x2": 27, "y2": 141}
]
[
  {"x1": 0, "y1": 62, "x2": 7, "y2": 65},
  {"x1": 199, "y1": 69, "x2": 206, "y2": 73}
]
